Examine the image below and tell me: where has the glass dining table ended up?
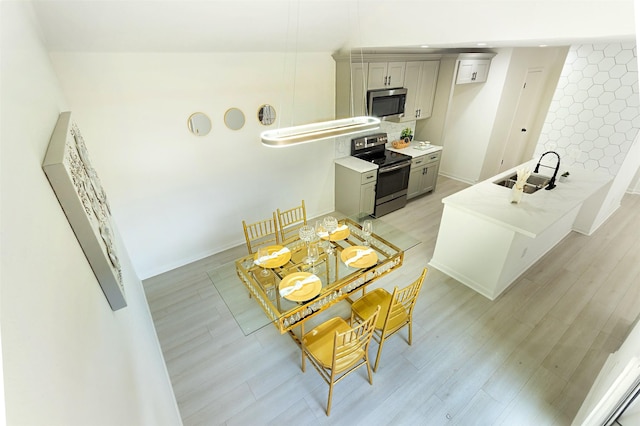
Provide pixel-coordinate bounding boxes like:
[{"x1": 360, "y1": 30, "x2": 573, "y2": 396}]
[{"x1": 207, "y1": 215, "x2": 419, "y2": 336}]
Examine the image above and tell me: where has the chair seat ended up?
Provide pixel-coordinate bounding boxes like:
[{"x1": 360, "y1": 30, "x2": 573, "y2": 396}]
[
  {"x1": 303, "y1": 317, "x2": 363, "y2": 371},
  {"x1": 352, "y1": 288, "x2": 407, "y2": 331}
]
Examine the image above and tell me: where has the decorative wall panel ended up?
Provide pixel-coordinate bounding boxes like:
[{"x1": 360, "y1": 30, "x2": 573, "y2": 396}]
[
  {"x1": 537, "y1": 43, "x2": 639, "y2": 176},
  {"x1": 43, "y1": 112, "x2": 126, "y2": 310}
]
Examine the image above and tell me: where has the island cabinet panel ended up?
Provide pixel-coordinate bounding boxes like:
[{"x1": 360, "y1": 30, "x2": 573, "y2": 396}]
[
  {"x1": 431, "y1": 203, "x2": 581, "y2": 300},
  {"x1": 430, "y1": 160, "x2": 613, "y2": 300}
]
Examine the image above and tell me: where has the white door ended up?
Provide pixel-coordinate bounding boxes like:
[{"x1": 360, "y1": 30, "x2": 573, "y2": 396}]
[{"x1": 499, "y1": 68, "x2": 544, "y2": 172}]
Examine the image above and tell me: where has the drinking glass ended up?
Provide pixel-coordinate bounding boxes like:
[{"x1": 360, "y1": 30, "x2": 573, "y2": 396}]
[
  {"x1": 298, "y1": 224, "x2": 315, "y2": 263},
  {"x1": 315, "y1": 220, "x2": 330, "y2": 251},
  {"x1": 306, "y1": 243, "x2": 319, "y2": 274},
  {"x1": 323, "y1": 216, "x2": 338, "y2": 254},
  {"x1": 315, "y1": 220, "x2": 325, "y2": 241},
  {"x1": 257, "y1": 247, "x2": 271, "y2": 277},
  {"x1": 299, "y1": 225, "x2": 315, "y2": 244},
  {"x1": 362, "y1": 219, "x2": 373, "y2": 246}
]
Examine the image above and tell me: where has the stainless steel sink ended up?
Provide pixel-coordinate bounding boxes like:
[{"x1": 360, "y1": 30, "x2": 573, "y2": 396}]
[{"x1": 493, "y1": 173, "x2": 551, "y2": 194}]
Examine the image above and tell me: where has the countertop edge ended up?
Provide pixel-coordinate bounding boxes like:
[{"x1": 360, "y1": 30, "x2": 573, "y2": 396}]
[
  {"x1": 442, "y1": 160, "x2": 613, "y2": 238},
  {"x1": 334, "y1": 156, "x2": 378, "y2": 173},
  {"x1": 387, "y1": 142, "x2": 443, "y2": 158}
]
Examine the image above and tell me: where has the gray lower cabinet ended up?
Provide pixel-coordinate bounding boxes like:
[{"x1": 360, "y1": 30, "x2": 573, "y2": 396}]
[
  {"x1": 335, "y1": 163, "x2": 377, "y2": 217},
  {"x1": 407, "y1": 151, "x2": 441, "y2": 199}
]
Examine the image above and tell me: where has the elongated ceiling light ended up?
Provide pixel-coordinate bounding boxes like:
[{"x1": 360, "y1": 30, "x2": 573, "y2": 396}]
[
  {"x1": 261, "y1": 116, "x2": 380, "y2": 147},
  {"x1": 261, "y1": 0, "x2": 379, "y2": 147}
]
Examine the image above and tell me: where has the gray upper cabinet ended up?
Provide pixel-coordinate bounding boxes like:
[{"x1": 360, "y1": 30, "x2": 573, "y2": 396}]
[
  {"x1": 456, "y1": 59, "x2": 492, "y2": 84},
  {"x1": 350, "y1": 62, "x2": 368, "y2": 117},
  {"x1": 367, "y1": 61, "x2": 406, "y2": 89},
  {"x1": 333, "y1": 52, "x2": 443, "y2": 121},
  {"x1": 402, "y1": 61, "x2": 440, "y2": 121}
]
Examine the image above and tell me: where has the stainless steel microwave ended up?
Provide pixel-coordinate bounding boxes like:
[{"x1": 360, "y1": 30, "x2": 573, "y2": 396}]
[{"x1": 367, "y1": 87, "x2": 407, "y2": 119}]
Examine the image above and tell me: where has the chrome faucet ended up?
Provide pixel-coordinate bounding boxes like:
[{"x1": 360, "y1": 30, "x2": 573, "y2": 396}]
[{"x1": 533, "y1": 150, "x2": 560, "y2": 190}]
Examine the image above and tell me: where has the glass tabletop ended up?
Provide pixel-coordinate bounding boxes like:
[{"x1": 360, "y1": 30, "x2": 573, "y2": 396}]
[{"x1": 207, "y1": 215, "x2": 419, "y2": 335}]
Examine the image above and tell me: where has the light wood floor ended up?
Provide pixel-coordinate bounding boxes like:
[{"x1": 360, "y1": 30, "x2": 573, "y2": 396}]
[{"x1": 143, "y1": 176, "x2": 640, "y2": 425}]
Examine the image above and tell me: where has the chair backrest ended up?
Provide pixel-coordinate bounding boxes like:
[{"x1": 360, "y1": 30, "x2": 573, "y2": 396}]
[
  {"x1": 332, "y1": 306, "x2": 380, "y2": 373},
  {"x1": 383, "y1": 268, "x2": 427, "y2": 333},
  {"x1": 242, "y1": 212, "x2": 279, "y2": 254},
  {"x1": 276, "y1": 200, "x2": 307, "y2": 244}
]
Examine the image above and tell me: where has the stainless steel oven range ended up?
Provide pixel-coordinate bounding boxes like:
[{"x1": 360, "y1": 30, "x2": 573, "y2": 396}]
[{"x1": 351, "y1": 133, "x2": 412, "y2": 217}]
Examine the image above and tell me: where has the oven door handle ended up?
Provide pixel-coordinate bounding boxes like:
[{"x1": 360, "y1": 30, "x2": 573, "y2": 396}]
[{"x1": 379, "y1": 161, "x2": 411, "y2": 174}]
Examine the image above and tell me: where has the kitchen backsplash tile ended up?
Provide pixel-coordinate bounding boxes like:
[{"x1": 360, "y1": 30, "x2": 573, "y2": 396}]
[{"x1": 334, "y1": 120, "x2": 416, "y2": 157}]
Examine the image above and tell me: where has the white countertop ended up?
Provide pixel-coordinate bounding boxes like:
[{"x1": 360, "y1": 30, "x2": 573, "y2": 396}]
[
  {"x1": 334, "y1": 155, "x2": 378, "y2": 173},
  {"x1": 335, "y1": 141, "x2": 442, "y2": 173},
  {"x1": 442, "y1": 160, "x2": 613, "y2": 238},
  {"x1": 387, "y1": 141, "x2": 443, "y2": 158}
]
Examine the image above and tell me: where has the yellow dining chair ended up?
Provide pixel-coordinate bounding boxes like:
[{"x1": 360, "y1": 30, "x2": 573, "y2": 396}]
[
  {"x1": 350, "y1": 267, "x2": 427, "y2": 372},
  {"x1": 241, "y1": 213, "x2": 280, "y2": 294},
  {"x1": 242, "y1": 212, "x2": 280, "y2": 254},
  {"x1": 276, "y1": 200, "x2": 307, "y2": 245},
  {"x1": 301, "y1": 306, "x2": 380, "y2": 416}
]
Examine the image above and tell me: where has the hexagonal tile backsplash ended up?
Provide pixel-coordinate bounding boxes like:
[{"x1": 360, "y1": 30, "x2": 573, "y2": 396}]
[{"x1": 536, "y1": 43, "x2": 639, "y2": 176}]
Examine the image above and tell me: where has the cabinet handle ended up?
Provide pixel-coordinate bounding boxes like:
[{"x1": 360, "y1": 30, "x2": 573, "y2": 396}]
[
  {"x1": 418, "y1": 109, "x2": 421, "y2": 117},
  {"x1": 472, "y1": 71, "x2": 477, "y2": 81},
  {"x1": 384, "y1": 76, "x2": 388, "y2": 85}
]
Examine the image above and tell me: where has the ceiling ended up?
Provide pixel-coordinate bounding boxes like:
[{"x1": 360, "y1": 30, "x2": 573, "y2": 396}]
[{"x1": 30, "y1": 0, "x2": 636, "y2": 53}]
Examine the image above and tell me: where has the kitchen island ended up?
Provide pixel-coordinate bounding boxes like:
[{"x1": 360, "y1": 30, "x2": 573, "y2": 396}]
[{"x1": 430, "y1": 160, "x2": 613, "y2": 300}]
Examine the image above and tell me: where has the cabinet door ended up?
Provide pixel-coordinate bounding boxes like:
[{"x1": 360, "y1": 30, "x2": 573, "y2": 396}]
[
  {"x1": 420, "y1": 154, "x2": 441, "y2": 194},
  {"x1": 456, "y1": 59, "x2": 491, "y2": 84},
  {"x1": 421, "y1": 165, "x2": 438, "y2": 193},
  {"x1": 456, "y1": 60, "x2": 476, "y2": 84},
  {"x1": 415, "y1": 61, "x2": 439, "y2": 119},
  {"x1": 386, "y1": 62, "x2": 406, "y2": 88},
  {"x1": 367, "y1": 62, "x2": 406, "y2": 89},
  {"x1": 473, "y1": 60, "x2": 491, "y2": 83},
  {"x1": 407, "y1": 156, "x2": 426, "y2": 199},
  {"x1": 401, "y1": 62, "x2": 422, "y2": 122},
  {"x1": 367, "y1": 62, "x2": 388, "y2": 90},
  {"x1": 401, "y1": 61, "x2": 440, "y2": 122},
  {"x1": 351, "y1": 62, "x2": 368, "y2": 116},
  {"x1": 360, "y1": 181, "x2": 376, "y2": 215}
]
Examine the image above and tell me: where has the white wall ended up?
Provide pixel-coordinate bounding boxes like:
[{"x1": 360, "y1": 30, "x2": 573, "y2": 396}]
[
  {"x1": 50, "y1": 52, "x2": 337, "y2": 278},
  {"x1": 630, "y1": 167, "x2": 640, "y2": 193},
  {"x1": 439, "y1": 49, "x2": 512, "y2": 183},
  {"x1": 480, "y1": 46, "x2": 569, "y2": 180},
  {"x1": 0, "y1": 2, "x2": 181, "y2": 424}
]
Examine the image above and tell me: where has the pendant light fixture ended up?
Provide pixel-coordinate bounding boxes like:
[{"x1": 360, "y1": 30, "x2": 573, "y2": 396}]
[
  {"x1": 261, "y1": 116, "x2": 380, "y2": 147},
  {"x1": 260, "y1": 1, "x2": 379, "y2": 147}
]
